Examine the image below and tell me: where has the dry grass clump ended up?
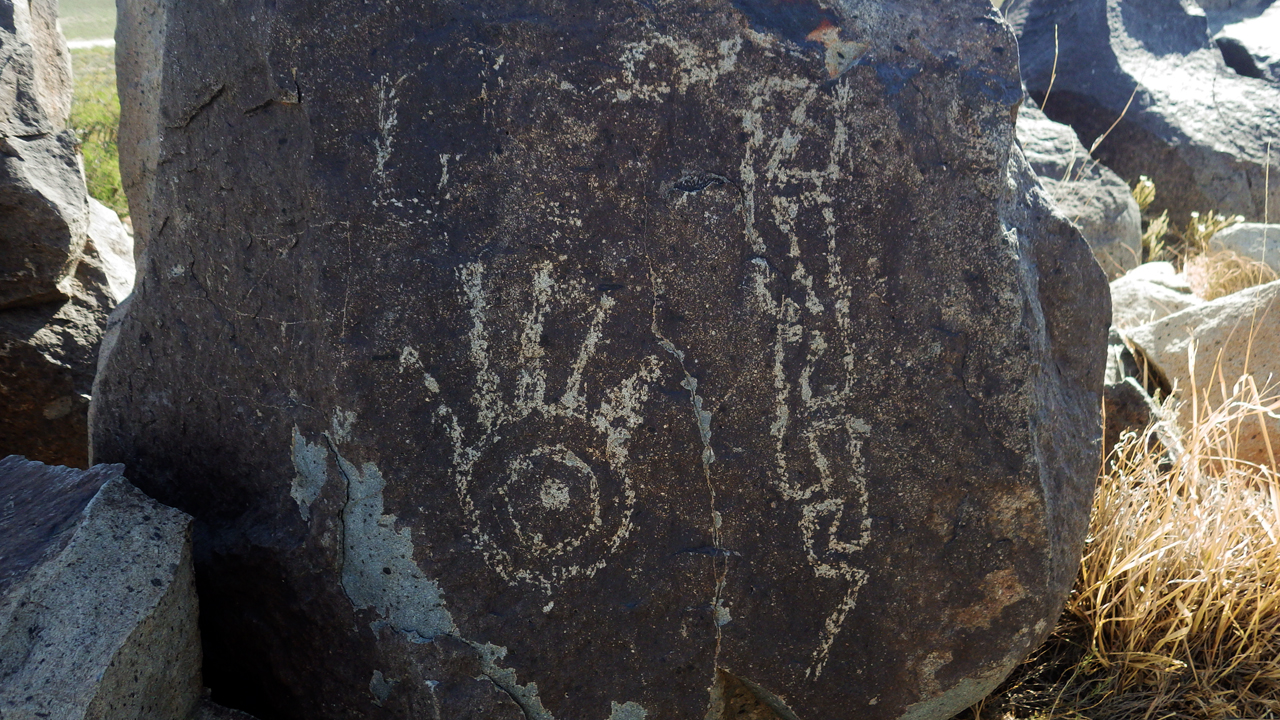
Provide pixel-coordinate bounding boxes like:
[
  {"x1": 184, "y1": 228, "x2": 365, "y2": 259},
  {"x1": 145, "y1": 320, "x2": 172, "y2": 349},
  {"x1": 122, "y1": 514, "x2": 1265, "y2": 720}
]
[
  {"x1": 1184, "y1": 250, "x2": 1279, "y2": 301},
  {"x1": 1175, "y1": 208, "x2": 1273, "y2": 301},
  {"x1": 959, "y1": 373, "x2": 1280, "y2": 720}
]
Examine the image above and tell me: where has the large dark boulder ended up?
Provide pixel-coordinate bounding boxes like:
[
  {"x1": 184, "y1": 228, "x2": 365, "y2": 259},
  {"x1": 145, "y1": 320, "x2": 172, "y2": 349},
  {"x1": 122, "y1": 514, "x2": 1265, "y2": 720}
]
[
  {"x1": 92, "y1": 1, "x2": 1110, "y2": 719},
  {"x1": 1006, "y1": 0, "x2": 1280, "y2": 223}
]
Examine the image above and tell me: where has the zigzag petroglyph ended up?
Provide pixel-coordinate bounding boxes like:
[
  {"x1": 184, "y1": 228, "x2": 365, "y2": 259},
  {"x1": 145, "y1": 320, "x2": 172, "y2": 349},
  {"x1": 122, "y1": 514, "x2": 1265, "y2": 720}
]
[{"x1": 743, "y1": 72, "x2": 874, "y2": 681}]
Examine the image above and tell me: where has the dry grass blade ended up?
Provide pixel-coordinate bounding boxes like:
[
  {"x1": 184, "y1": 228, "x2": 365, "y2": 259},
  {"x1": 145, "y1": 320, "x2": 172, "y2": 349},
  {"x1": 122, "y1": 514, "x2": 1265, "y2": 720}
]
[
  {"x1": 1184, "y1": 251, "x2": 1279, "y2": 302},
  {"x1": 957, "y1": 348, "x2": 1280, "y2": 720}
]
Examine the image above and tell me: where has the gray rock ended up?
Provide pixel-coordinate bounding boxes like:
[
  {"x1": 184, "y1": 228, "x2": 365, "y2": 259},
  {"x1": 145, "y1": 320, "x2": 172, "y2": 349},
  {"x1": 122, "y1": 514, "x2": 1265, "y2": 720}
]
[
  {"x1": 1110, "y1": 261, "x2": 1203, "y2": 330},
  {"x1": 0, "y1": 457, "x2": 203, "y2": 720},
  {"x1": 1017, "y1": 103, "x2": 1143, "y2": 278},
  {"x1": 0, "y1": 131, "x2": 91, "y2": 309},
  {"x1": 114, "y1": 0, "x2": 168, "y2": 259},
  {"x1": 1007, "y1": 0, "x2": 1280, "y2": 223},
  {"x1": 1, "y1": 0, "x2": 88, "y2": 309},
  {"x1": 1126, "y1": 279, "x2": 1280, "y2": 466},
  {"x1": 1103, "y1": 378, "x2": 1158, "y2": 455},
  {"x1": 1208, "y1": 222, "x2": 1280, "y2": 271},
  {"x1": 1, "y1": 203, "x2": 132, "y2": 468},
  {"x1": 92, "y1": 2, "x2": 1110, "y2": 719},
  {"x1": 0, "y1": 0, "x2": 73, "y2": 137},
  {"x1": 1206, "y1": 1, "x2": 1280, "y2": 83}
]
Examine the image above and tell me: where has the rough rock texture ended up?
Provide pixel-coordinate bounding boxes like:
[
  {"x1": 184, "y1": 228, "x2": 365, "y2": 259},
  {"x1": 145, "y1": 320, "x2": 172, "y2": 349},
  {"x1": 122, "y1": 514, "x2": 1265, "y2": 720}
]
[
  {"x1": 1207, "y1": 1, "x2": 1280, "y2": 83},
  {"x1": 1, "y1": 0, "x2": 90, "y2": 309},
  {"x1": 1208, "y1": 223, "x2": 1280, "y2": 271},
  {"x1": 1017, "y1": 103, "x2": 1142, "y2": 278},
  {"x1": 1103, "y1": 378, "x2": 1157, "y2": 455},
  {"x1": 92, "y1": 2, "x2": 1111, "y2": 719},
  {"x1": 1127, "y1": 279, "x2": 1280, "y2": 465},
  {"x1": 1006, "y1": 0, "x2": 1280, "y2": 223},
  {"x1": 1, "y1": 200, "x2": 134, "y2": 467},
  {"x1": 1110, "y1": 261, "x2": 1202, "y2": 330},
  {"x1": 0, "y1": 456, "x2": 203, "y2": 720},
  {"x1": 1, "y1": 0, "x2": 133, "y2": 467}
]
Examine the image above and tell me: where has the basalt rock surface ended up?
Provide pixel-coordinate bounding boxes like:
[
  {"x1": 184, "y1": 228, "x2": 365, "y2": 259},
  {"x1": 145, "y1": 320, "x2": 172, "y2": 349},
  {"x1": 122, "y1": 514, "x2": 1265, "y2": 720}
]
[
  {"x1": 0, "y1": 0, "x2": 89, "y2": 309},
  {"x1": 1, "y1": 199, "x2": 133, "y2": 468},
  {"x1": 1007, "y1": 0, "x2": 1280, "y2": 223},
  {"x1": 1016, "y1": 103, "x2": 1142, "y2": 278},
  {"x1": 1, "y1": 0, "x2": 134, "y2": 467},
  {"x1": 0, "y1": 457, "x2": 203, "y2": 720},
  {"x1": 92, "y1": 1, "x2": 1110, "y2": 719}
]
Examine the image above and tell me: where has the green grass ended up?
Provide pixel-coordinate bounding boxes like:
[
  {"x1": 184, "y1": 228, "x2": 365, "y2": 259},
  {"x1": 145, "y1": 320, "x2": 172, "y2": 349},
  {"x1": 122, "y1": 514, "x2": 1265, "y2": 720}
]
[
  {"x1": 58, "y1": 0, "x2": 116, "y2": 41},
  {"x1": 69, "y1": 46, "x2": 126, "y2": 215}
]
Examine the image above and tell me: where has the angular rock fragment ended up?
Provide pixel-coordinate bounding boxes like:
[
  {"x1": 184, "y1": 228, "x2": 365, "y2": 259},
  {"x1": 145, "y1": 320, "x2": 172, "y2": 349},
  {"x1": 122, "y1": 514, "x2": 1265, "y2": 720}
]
[
  {"x1": 1018, "y1": 103, "x2": 1142, "y2": 278},
  {"x1": 1110, "y1": 261, "x2": 1203, "y2": 330},
  {"x1": 1127, "y1": 279, "x2": 1280, "y2": 465},
  {"x1": 0, "y1": 457, "x2": 203, "y2": 720},
  {"x1": 1, "y1": 200, "x2": 133, "y2": 468},
  {"x1": 92, "y1": 1, "x2": 1111, "y2": 719},
  {"x1": 1007, "y1": 0, "x2": 1280, "y2": 223}
]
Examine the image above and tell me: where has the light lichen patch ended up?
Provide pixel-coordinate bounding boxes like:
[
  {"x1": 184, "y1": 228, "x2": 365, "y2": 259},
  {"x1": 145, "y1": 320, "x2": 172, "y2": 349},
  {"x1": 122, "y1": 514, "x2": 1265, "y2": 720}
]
[
  {"x1": 290, "y1": 426, "x2": 329, "y2": 521},
  {"x1": 331, "y1": 446, "x2": 456, "y2": 642}
]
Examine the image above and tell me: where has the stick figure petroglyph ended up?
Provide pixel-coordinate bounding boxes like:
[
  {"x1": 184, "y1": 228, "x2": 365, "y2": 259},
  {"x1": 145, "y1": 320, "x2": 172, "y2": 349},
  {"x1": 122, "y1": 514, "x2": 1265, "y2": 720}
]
[{"x1": 436, "y1": 261, "x2": 664, "y2": 594}]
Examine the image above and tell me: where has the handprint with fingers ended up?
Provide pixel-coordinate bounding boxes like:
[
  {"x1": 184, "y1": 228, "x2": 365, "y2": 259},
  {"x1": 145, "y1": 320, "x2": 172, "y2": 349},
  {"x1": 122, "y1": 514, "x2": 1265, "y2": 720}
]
[{"x1": 435, "y1": 261, "x2": 663, "y2": 595}]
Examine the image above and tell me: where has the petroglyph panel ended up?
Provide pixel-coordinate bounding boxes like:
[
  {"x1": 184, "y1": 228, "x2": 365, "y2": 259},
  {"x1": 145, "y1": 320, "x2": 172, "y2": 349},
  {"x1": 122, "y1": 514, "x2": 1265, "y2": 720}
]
[{"x1": 93, "y1": 1, "x2": 1109, "y2": 719}]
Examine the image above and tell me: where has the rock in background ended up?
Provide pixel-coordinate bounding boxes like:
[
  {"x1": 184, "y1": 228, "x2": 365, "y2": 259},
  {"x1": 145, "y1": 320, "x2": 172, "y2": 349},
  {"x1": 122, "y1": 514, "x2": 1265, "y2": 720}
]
[
  {"x1": 1110, "y1": 261, "x2": 1203, "y2": 330},
  {"x1": 1126, "y1": 279, "x2": 1280, "y2": 466},
  {"x1": 1017, "y1": 102, "x2": 1142, "y2": 278},
  {"x1": 1, "y1": 0, "x2": 85, "y2": 307},
  {"x1": 1, "y1": 0, "x2": 134, "y2": 468},
  {"x1": 0, "y1": 456, "x2": 202, "y2": 719},
  {"x1": 1006, "y1": 0, "x2": 1280, "y2": 223},
  {"x1": 1208, "y1": 223, "x2": 1280, "y2": 272},
  {"x1": 92, "y1": 1, "x2": 1110, "y2": 719},
  {"x1": 1, "y1": 199, "x2": 133, "y2": 468},
  {"x1": 1206, "y1": 0, "x2": 1280, "y2": 83}
]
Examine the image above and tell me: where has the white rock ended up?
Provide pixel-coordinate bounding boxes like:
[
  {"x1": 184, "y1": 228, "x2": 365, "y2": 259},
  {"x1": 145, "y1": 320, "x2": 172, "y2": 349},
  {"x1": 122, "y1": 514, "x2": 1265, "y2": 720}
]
[
  {"x1": 1126, "y1": 280, "x2": 1280, "y2": 466},
  {"x1": 1208, "y1": 223, "x2": 1280, "y2": 272},
  {"x1": 86, "y1": 199, "x2": 136, "y2": 304},
  {"x1": 1110, "y1": 262, "x2": 1202, "y2": 329}
]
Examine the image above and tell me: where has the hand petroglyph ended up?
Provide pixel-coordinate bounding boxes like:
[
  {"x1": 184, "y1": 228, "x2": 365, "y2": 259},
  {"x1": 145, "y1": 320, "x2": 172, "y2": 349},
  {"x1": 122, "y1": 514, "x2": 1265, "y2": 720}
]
[{"x1": 436, "y1": 261, "x2": 663, "y2": 594}]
